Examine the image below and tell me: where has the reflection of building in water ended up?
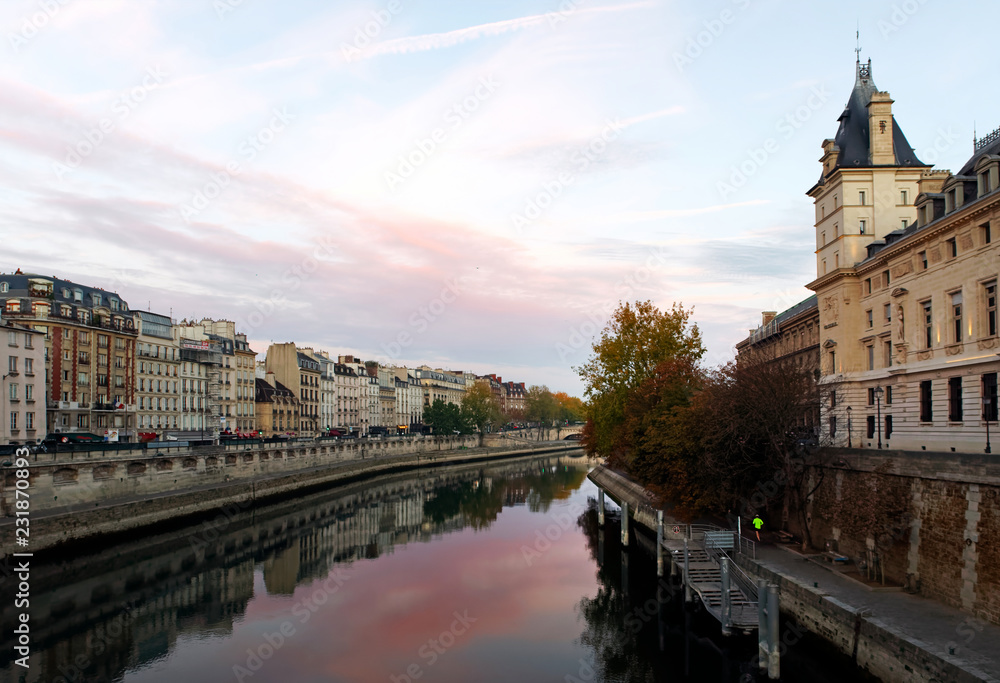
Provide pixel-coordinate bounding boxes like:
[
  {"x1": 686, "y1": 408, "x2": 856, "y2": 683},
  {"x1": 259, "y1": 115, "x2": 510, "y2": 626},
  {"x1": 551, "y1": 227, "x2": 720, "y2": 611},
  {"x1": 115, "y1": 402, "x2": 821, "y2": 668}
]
[{"x1": 0, "y1": 456, "x2": 581, "y2": 683}]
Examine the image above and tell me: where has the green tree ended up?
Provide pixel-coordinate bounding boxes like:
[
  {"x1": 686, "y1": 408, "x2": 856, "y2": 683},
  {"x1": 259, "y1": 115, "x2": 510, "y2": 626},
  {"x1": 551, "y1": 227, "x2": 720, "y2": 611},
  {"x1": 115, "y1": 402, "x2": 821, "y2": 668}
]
[
  {"x1": 461, "y1": 382, "x2": 502, "y2": 444},
  {"x1": 576, "y1": 301, "x2": 704, "y2": 458},
  {"x1": 423, "y1": 399, "x2": 472, "y2": 435}
]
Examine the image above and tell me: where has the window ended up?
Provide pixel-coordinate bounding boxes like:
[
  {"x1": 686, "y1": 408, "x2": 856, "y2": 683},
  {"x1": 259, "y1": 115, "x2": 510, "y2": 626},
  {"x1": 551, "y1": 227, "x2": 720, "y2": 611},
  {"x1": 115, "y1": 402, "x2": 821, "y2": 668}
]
[
  {"x1": 885, "y1": 415, "x2": 893, "y2": 439},
  {"x1": 0, "y1": 282, "x2": 7, "y2": 293},
  {"x1": 9, "y1": 412, "x2": 16, "y2": 430},
  {"x1": 8, "y1": 383, "x2": 17, "y2": 400},
  {"x1": 919, "y1": 251, "x2": 928, "y2": 269},
  {"x1": 866, "y1": 309, "x2": 873, "y2": 328},
  {"x1": 864, "y1": 278, "x2": 872, "y2": 295},
  {"x1": 859, "y1": 190, "x2": 867, "y2": 205},
  {"x1": 25, "y1": 384, "x2": 32, "y2": 400},
  {"x1": 867, "y1": 387, "x2": 875, "y2": 406},
  {"x1": 829, "y1": 416, "x2": 837, "y2": 437},
  {"x1": 866, "y1": 415, "x2": 875, "y2": 439},
  {"x1": 859, "y1": 219, "x2": 867, "y2": 234},
  {"x1": 949, "y1": 377, "x2": 963, "y2": 422},
  {"x1": 920, "y1": 380, "x2": 933, "y2": 422},
  {"x1": 946, "y1": 237, "x2": 957, "y2": 258},
  {"x1": 884, "y1": 303, "x2": 892, "y2": 323},
  {"x1": 821, "y1": 231, "x2": 826, "y2": 245},
  {"x1": 7, "y1": 330, "x2": 16, "y2": 346},
  {"x1": 922, "y1": 300, "x2": 933, "y2": 348},
  {"x1": 883, "y1": 270, "x2": 891, "y2": 287},
  {"x1": 26, "y1": 412, "x2": 34, "y2": 430},
  {"x1": 901, "y1": 219, "x2": 908, "y2": 229},
  {"x1": 828, "y1": 350, "x2": 836, "y2": 374},
  {"x1": 981, "y1": 223, "x2": 991, "y2": 245},
  {"x1": 901, "y1": 190, "x2": 908, "y2": 205},
  {"x1": 984, "y1": 373, "x2": 998, "y2": 421},
  {"x1": 8, "y1": 356, "x2": 16, "y2": 373},
  {"x1": 867, "y1": 345, "x2": 875, "y2": 371},
  {"x1": 830, "y1": 392, "x2": 837, "y2": 409},
  {"x1": 986, "y1": 281, "x2": 998, "y2": 337},
  {"x1": 24, "y1": 358, "x2": 33, "y2": 374},
  {"x1": 884, "y1": 340, "x2": 893, "y2": 367},
  {"x1": 886, "y1": 386, "x2": 893, "y2": 405},
  {"x1": 951, "y1": 292, "x2": 963, "y2": 343}
]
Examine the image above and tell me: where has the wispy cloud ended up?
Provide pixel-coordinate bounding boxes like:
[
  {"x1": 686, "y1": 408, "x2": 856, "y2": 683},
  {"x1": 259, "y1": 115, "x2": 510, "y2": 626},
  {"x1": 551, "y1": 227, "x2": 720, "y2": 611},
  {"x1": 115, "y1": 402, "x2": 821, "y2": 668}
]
[{"x1": 356, "y1": 1, "x2": 656, "y2": 59}]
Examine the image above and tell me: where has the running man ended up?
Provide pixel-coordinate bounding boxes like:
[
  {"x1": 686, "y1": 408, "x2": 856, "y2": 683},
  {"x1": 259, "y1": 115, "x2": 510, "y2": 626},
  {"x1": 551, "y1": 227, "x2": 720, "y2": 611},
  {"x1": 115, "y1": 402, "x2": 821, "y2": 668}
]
[{"x1": 752, "y1": 514, "x2": 764, "y2": 542}]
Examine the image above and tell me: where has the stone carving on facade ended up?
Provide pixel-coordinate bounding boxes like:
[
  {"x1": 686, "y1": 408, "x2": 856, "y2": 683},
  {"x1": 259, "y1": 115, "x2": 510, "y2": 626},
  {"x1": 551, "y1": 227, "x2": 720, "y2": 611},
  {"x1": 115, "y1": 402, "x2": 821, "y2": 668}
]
[
  {"x1": 928, "y1": 247, "x2": 942, "y2": 264},
  {"x1": 891, "y1": 261, "x2": 913, "y2": 280},
  {"x1": 916, "y1": 349, "x2": 933, "y2": 361},
  {"x1": 822, "y1": 295, "x2": 839, "y2": 322},
  {"x1": 894, "y1": 344, "x2": 908, "y2": 364},
  {"x1": 978, "y1": 338, "x2": 999, "y2": 350},
  {"x1": 960, "y1": 233, "x2": 974, "y2": 251},
  {"x1": 945, "y1": 343, "x2": 964, "y2": 356},
  {"x1": 895, "y1": 304, "x2": 905, "y2": 342}
]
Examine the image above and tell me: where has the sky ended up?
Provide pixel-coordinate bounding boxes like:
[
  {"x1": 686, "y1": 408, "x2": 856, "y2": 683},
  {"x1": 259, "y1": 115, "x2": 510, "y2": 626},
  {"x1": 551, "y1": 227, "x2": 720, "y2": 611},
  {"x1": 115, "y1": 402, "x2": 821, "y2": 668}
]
[{"x1": 1, "y1": 0, "x2": 998, "y2": 396}]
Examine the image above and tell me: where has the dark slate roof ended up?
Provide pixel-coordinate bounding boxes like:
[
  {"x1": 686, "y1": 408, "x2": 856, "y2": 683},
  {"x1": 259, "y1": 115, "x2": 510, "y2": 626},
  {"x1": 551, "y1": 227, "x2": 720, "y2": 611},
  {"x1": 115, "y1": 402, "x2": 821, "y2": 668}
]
[
  {"x1": 828, "y1": 60, "x2": 925, "y2": 174},
  {"x1": 959, "y1": 129, "x2": 1000, "y2": 176},
  {"x1": 774, "y1": 295, "x2": 818, "y2": 325}
]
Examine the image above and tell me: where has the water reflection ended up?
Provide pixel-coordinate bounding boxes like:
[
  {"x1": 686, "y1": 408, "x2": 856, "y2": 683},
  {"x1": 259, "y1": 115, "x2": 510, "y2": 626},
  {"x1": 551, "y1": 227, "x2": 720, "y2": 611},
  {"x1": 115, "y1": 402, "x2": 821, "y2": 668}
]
[
  {"x1": 0, "y1": 459, "x2": 871, "y2": 683},
  {"x1": 0, "y1": 456, "x2": 588, "y2": 683}
]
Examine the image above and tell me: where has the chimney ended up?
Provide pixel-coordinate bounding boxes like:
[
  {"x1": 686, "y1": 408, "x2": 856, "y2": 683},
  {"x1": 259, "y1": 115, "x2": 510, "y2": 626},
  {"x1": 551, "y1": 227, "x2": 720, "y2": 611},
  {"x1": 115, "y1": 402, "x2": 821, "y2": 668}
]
[
  {"x1": 867, "y1": 91, "x2": 895, "y2": 165},
  {"x1": 761, "y1": 311, "x2": 777, "y2": 326}
]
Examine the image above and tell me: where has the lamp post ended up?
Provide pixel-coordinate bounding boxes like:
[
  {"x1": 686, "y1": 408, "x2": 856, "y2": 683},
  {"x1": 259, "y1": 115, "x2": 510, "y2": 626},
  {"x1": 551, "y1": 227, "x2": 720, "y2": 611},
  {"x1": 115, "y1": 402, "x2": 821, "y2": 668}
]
[
  {"x1": 985, "y1": 396, "x2": 993, "y2": 455},
  {"x1": 874, "y1": 386, "x2": 884, "y2": 450},
  {"x1": 846, "y1": 406, "x2": 852, "y2": 448}
]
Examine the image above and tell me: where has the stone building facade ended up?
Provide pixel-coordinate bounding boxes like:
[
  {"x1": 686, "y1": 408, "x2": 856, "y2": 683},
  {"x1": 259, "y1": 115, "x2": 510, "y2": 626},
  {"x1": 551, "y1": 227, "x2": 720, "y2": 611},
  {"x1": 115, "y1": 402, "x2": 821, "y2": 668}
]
[
  {"x1": 808, "y1": 60, "x2": 1000, "y2": 454},
  {"x1": 0, "y1": 272, "x2": 138, "y2": 439},
  {"x1": 1, "y1": 314, "x2": 46, "y2": 444}
]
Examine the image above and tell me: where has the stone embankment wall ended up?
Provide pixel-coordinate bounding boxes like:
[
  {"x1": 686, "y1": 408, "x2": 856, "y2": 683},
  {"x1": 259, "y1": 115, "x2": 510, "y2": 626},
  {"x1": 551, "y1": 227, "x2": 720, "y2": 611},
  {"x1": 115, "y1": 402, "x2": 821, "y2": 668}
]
[
  {"x1": 2, "y1": 435, "x2": 479, "y2": 514},
  {"x1": 589, "y1": 463, "x2": 993, "y2": 682},
  {"x1": 793, "y1": 449, "x2": 1000, "y2": 627},
  {"x1": 1, "y1": 437, "x2": 581, "y2": 555},
  {"x1": 733, "y1": 555, "x2": 987, "y2": 683}
]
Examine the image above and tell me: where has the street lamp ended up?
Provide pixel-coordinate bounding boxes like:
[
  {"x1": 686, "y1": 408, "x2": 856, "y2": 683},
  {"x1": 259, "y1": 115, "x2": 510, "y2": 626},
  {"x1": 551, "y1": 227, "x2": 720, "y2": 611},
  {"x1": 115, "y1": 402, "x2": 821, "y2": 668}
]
[
  {"x1": 874, "y1": 386, "x2": 884, "y2": 450},
  {"x1": 846, "y1": 406, "x2": 852, "y2": 448},
  {"x1": 984, "y1": 396, "x2": 993, "y2": 455}
]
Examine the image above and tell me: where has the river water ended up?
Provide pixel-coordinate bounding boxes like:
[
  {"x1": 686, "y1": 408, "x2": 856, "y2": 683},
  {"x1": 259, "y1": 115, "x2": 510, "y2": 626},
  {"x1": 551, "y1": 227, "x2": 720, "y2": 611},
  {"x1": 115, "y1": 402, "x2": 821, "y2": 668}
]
[{"x1": 1, "y1": 455, "x2": 875, "y2": 683}]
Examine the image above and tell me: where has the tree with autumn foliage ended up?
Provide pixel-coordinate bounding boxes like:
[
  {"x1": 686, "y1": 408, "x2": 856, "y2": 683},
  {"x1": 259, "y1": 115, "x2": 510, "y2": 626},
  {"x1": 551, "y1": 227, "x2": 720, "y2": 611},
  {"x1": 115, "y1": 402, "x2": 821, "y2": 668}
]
[{"x1": 576, "y1": 301, "x2": 704, "y2": 460}]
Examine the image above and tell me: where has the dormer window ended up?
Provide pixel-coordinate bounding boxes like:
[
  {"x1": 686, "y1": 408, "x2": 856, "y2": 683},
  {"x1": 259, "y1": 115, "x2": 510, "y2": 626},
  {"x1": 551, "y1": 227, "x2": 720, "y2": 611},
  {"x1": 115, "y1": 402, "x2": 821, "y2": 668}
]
[
  {"x1": 73, "y1": 289, "x2": 83, "y2": 302},
  {"x1": 0, "y1": 282, "x2": 7, "y2": 293},
  {"x1": 92, "y1": 293, "x2": 102, "y2": 307},
  {"x1": 110, "y1": 298, "x2": 119, "y2": 311}
]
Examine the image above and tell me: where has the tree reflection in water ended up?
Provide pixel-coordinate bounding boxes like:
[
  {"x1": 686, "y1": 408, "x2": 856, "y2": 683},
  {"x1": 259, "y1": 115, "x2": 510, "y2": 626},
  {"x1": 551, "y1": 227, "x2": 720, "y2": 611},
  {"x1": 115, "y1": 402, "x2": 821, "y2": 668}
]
[{"x1": 423, "y1": 464, "x2": 588, "y2": 529}]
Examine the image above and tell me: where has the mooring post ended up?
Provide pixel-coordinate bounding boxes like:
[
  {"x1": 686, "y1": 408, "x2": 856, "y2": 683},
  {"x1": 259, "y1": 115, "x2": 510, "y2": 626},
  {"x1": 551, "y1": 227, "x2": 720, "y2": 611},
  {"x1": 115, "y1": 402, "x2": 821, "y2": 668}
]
[
  {"x1": 598, "y1": 489, "x2": 605, "y2": 526},
  {"x1": 720, "y1": 556, "x2": 732, "y2": 636},
  {"x1": 757, "y1": 579, "x2": 768, "y2": 673},
  {"x1": 656, "y1": 510, "x2": 664, "y2": 577},
  {"x1": 683, "y1": 538, "x2": 691, "y2": 603},
  {"x1": 621, "y1": 501, "x2": 629, "y2": 547},
  {"x1": 767, "y1": 583, "x2": 780, "y2": 680},
  {"x1": 622, "y1": 549, "x2": 629, "y2": 597}
]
